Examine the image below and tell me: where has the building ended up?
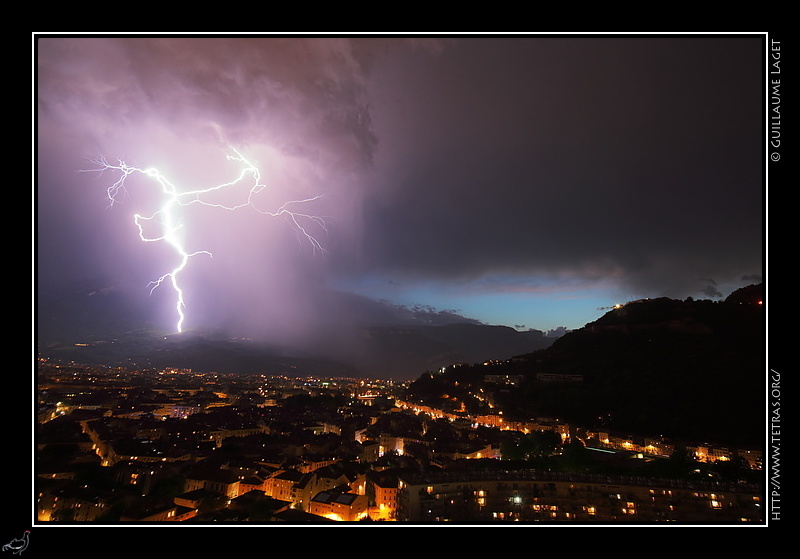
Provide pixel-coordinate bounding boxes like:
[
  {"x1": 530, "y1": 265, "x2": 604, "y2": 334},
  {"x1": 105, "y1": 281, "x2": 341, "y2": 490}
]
[
  {"x1": 119, "y1": 499, "x2": 181, "y2": 521},
  {"x1": 294, "y1": 462, "x2": 366, "y2": 512},
  {"x1": 208, "y1": 425, "x2": 266, "y2": 448},
  {"x1": 308, "y1": 489, "x2": 368, "y2": 522},
  {"x1": 183, "y1": 467, "x2": 241, "y2": 499},
  {"x1": 368, "y1": 472, "x2": 400, "y2": 520},
  {"x1": 153, "y1": 403, "x2": 202, "y2": 419},
  {"x1": 358, "y1": 440, "x2": 381, "y2": 464},
  {"x1": 37, "y1": 482, "x2": 113, "y2": 521},
  {"x1": 265, "y1": 468, "x2": 304, "y2": 504},
  {"x1": 228, "y1": 490, "x2": 291, "y2": 520},
  {"x1": 396, "y1": 470, "x2": 763, "y2": 523}
]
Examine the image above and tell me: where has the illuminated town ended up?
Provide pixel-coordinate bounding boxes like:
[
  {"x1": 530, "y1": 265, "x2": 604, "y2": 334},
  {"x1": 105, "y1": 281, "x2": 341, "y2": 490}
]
[{"x1": 36, "y1": 357, "x2": 763, "y2": 524}]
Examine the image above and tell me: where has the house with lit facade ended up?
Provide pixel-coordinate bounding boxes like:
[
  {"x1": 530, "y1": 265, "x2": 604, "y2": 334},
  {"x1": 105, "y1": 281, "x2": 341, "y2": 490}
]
[
  {"x1": 293, "y1": 462, "x2": 367, "y2": 512},
  {"x1": 308, "y1": 489, "x2": 368, "y2": 522},
  {"x1": 368, "y1": 471, "x2": 400, "y2": 520},
  {"x1": 265, "y1": 468, "x2": 304, "y2": 504}
]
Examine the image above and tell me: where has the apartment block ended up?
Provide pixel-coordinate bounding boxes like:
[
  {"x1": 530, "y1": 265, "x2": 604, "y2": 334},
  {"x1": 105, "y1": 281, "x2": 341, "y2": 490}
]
[{"x1": 396, "y1": 471, "x2": 762, "y2": 523}]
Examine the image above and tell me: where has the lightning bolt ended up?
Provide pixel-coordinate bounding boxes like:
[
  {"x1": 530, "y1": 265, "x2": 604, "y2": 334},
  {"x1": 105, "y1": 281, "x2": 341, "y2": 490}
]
[{"x1": 86, "y1": 147, "x2": 326, "y2": 333}]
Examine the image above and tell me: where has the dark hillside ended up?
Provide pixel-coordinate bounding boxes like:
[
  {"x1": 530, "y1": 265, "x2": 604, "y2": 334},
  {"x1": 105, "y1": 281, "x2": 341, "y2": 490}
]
[{"x1": 407, "y1": 285, "x2": 765, "y2": 448}]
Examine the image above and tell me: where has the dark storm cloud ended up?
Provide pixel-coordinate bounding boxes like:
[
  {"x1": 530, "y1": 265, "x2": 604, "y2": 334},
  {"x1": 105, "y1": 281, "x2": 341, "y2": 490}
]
[
  {"x1": 356, "y1": 36, "x2": 763, "y2": 299},
  {"x1": 36, "y1": 35, "x2": 764, "y2": 342}
]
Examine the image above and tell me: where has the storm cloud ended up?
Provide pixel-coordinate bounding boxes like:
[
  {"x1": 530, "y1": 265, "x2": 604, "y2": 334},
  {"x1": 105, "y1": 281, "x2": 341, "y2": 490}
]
[{"x1": 36, "y1": 35, "x2": 764, "y2": 342}]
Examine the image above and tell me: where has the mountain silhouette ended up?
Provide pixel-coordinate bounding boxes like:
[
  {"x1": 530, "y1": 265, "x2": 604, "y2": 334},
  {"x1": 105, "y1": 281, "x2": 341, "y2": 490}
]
[
  {"x1": 35, "y1": 281, "x2": 556, "y2": 380},
  {"x1": 408, "y1": 285, "x2": 765, "y2": 448}
]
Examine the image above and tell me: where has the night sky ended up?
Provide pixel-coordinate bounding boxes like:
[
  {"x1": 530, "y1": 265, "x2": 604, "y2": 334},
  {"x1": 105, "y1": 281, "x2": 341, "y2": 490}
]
[{"x1": 35, "y1": 35, "x2": 764, "y2": 346}]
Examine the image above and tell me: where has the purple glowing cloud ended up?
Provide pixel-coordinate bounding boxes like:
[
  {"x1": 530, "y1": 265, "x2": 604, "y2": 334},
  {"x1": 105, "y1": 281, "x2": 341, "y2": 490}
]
[{"x1": 83, "y1": 146, "x2": 328, "y2": 333}]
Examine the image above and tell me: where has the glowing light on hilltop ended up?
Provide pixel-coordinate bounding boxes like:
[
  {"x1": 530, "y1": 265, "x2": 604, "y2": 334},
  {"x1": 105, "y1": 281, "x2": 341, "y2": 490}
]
[{"x1": 86, "y1": 147, "x2": 326, "y2": 333}]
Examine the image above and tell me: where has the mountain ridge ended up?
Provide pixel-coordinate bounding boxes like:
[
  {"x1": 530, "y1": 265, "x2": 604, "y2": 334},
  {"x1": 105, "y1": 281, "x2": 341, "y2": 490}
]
[
  {"x1": 35, "y1": 281, "x2": 558, "y2": 379},
  {"x1": 406, "y1": 284, "x2": 765, "y2": 448}
]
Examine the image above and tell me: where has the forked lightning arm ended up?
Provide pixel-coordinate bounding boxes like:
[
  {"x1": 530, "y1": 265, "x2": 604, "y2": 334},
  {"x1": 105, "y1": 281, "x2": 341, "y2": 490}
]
[{"x1": 88, "y1": 148, "x2": 326, "y2": 333}]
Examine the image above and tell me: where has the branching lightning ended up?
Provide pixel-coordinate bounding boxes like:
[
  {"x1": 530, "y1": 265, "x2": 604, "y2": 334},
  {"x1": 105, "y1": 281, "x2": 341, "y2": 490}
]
[{"x1": 87, "y1": 147, "x2": 326, "y2": 333}]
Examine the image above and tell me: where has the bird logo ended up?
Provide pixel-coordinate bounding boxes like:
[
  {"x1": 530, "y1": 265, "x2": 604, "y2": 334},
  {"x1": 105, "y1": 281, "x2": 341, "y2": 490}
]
[{"x1": 2, "y1": 531, "x2": 29, "y2": 555}]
